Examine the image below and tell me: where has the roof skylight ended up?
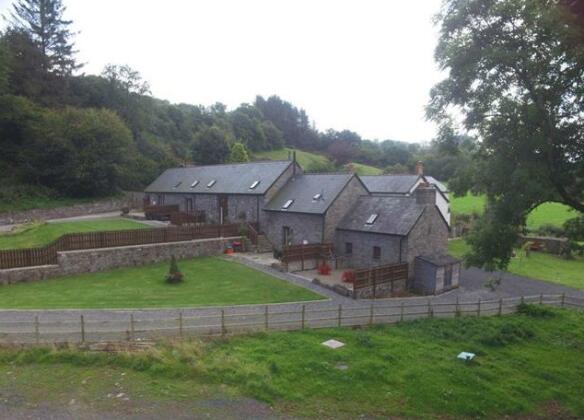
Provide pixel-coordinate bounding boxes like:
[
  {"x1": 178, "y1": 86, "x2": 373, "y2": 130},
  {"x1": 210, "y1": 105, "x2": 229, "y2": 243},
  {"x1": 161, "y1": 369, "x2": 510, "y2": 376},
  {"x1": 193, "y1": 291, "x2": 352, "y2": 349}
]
[
  {"x1": 173, "y1": 181, "x2": 182, "y2": 188},
  {"x1": 313, "y1": 193, "x2": 322, "y2": 201},
  {"x1": 249, "y1": 180, "x2": 260, "y2": 189},
  {"x1": 365, "y1": 214, "x2": 378, "y2": 225},
  {"x1": 206, "y1": 180, "x2": 216, "y2": 188},
  {"x1": 190, "y1": 180, "x2": 199, "y2": 188},
  {"x1": 282, "y1": 199, "x2": 294, "y2": 209}
]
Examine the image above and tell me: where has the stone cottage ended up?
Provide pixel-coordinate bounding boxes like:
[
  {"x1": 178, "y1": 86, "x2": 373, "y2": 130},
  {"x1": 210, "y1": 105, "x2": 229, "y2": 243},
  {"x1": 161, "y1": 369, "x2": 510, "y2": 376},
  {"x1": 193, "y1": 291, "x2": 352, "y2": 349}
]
[
  {"x1": 146, "y1": 158, "x2": 451, "y2": 282},
  {"x1": 262, "y1": 173, "x2": 367, "y2": 249},
  {"x1": 144, "y1": 160, "x2": 301, "y2": 230},
  {"x1": 335, "y1": 186, "x2": 449, "y2": 279}
]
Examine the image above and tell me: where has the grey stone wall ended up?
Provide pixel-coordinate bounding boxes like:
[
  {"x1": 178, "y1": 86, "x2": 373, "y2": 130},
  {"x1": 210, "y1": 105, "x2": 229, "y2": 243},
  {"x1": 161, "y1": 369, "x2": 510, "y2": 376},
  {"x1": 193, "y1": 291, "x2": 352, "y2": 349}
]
[
  {"x1": 155, "y1": 193, "x2": 261, "y2": 225},
  {"x1": 323, "y1": 177, "x2": 367, "y2": 242},
  {"x1": 334, "y1": 230, "x2": 404, "y2": 269},
  {"x1": 0, "y1": 237, "x2": 239, "y2": 285},
  {"x1": 404, "y1": 206, "x2": 449, "y2": 278},
  {"x1": 263, "y1": 211, "x2": 324, "y2": 250},
  {"x1": 0, "y1": 192, "x2": 144, "y2": 226}
]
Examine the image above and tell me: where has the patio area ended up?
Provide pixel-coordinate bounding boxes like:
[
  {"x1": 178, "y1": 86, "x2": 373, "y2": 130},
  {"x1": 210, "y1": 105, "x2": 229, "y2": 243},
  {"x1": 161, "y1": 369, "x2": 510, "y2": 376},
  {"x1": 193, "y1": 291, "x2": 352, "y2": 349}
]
[{"x1": 299, "y1": 268, "x2": 355, "y2": 292}]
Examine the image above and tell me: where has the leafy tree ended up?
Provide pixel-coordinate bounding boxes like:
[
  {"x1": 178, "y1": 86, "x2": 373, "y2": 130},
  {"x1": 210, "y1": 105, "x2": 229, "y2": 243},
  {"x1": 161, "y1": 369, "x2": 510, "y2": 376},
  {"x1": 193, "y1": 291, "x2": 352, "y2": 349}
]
[
  {"x1": 260, "y1": 120, "x2": 284, "y2": 150},
  {"x1": 229, "y1": 142, "x2": 250, "y2": 163},
  {"x1": 429, "y1": 0, "x2": 584, "y2": 270},
  {"x1": 327, "y1": 140, "x2": 356, "y2": 165},
  {"x1": 230, "y1": 105, "x2": 267, "y2": 151},
  {"x1": 8, "y1": 0, "x2": 80, "y2": 75},
  {"x1": 192, "y1": 126, "x2": 231, "y2": 165},
  {"x1": 0, "y1": 37, "x2": 9, "y2": 94}
]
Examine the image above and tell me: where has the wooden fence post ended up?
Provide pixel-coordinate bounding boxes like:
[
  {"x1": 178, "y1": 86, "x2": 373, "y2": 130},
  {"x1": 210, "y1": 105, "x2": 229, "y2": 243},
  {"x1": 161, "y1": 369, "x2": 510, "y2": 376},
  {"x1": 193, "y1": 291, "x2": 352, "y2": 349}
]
[
  {"x1": 264, "y1": 306, "x2": 269, "y2": 330},
  {"x1": 301, "y1": 305, "x2": 305, "y2": 329},
  {"x1": 130, "y1": 314, "x2": 135, "y2": 341},
  {"x1": 221, "y1": 309, "x2": 226, "y2": 336},
  {"x1": 400, "y1": 302, "x2": 404, "y2": 323},
  {"x1": 427, "y1": 299, "x2": 432, "y2": 318},
  {"x1": 520, "y1": 295, "x2": 525, "y2": 304},
  {"x1": 498, "y1": 298, "x2": 503, "y2": 316},
  {"x1": 477, "y1": 299, "x2": 481, "y2": 317},
  {"x1": 561, "y1": 293, "x2": 565, "y2": 308},
  {"x1": 455, "y1": 296, "x2": 460, "y2": 317},
  {"x1": 338, "y1": 304, "x2": 342, "y2": 327},
  {"x1": 34, "y1": 316, "x2": 40, "y2": 345},
  {"x1": 539, "y1": 293, "x2": 543, "y2": 305},
  {"x1": 80, "y1": 315, "x2": 85, "y2": 343},
  {"x1": 179, "y1": 311, "x2": 183, "y2": 338},
  {"x1": 369, "y1": 304, "x2": 374, "y2": 325}
]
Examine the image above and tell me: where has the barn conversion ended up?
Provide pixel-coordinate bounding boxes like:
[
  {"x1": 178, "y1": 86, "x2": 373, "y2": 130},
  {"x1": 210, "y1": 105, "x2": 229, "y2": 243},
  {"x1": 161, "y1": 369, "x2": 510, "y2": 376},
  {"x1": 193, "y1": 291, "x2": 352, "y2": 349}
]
[{"x1": 146, "y1": 157, "x2": 452, "y2": 285}]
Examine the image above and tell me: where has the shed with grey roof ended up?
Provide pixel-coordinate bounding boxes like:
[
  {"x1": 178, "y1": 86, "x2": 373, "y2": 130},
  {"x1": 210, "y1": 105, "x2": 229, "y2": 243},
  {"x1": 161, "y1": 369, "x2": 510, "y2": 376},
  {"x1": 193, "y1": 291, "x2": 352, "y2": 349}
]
[{"x1": 413, "y1": 254, "x2": 461, "y2": 295}]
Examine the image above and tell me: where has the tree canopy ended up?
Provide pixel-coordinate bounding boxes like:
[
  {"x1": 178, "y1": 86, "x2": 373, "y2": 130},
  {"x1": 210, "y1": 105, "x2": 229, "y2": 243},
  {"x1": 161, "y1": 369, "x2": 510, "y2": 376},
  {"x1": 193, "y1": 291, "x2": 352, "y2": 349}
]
[{"x1": 429, "y1": 0, "x2": 584, "y2": 270}]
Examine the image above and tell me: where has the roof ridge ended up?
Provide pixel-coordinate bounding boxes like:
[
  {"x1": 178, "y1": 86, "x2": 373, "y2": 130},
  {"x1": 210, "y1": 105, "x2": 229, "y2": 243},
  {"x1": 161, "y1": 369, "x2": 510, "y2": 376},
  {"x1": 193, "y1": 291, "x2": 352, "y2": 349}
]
[{"x1": 176, "y1": 160, "x2": 291, "y2": 169}]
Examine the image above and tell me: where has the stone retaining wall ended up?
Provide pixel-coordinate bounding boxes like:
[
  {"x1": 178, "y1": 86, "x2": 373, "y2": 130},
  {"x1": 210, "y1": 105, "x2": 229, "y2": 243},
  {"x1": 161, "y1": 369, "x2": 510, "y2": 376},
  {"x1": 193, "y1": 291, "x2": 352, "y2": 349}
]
[
  {"x1": 0, "y1": 236, "x2": 239, "y2": 285},
  {"x1": 0, "y1": 191, "x2": 144, "y2": 226}
]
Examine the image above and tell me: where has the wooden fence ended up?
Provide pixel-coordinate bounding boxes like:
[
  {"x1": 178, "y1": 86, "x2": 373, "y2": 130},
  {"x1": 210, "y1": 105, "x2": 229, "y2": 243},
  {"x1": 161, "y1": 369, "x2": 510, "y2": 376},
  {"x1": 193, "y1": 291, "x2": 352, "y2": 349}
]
[
  {"x1": 353, "y1": 263, "x2": 409, "y2": 296},
  {"x1": 170, "y1": 211, "x2": 207, "y2": 226},
  {"x1": 0, "y1": 294, "x2": 582, "y2": 345},
  {"x1": 281, "y1": 243, "x2": 334, "y2": 269},
  {"x1": 0, "y1": 224, "x2": 242, "y2": 270}
]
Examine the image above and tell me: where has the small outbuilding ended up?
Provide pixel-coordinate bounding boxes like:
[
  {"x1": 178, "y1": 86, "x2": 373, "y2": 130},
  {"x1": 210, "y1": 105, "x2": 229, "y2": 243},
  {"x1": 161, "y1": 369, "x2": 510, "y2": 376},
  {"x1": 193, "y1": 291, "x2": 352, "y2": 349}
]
[{"x1": 413, "y1": 255, "x2": 461, "y2": 295}]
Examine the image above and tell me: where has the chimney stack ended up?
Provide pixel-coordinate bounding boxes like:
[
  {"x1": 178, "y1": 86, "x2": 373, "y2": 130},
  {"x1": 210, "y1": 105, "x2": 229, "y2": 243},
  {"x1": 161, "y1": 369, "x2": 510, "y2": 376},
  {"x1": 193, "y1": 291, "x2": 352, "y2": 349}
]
[
  {"x1": 415, "y1": 161, "x2": 424, "y2": 176},
  {"x1": 415, "y1": 185, "x2": 436, "y2": 206}
]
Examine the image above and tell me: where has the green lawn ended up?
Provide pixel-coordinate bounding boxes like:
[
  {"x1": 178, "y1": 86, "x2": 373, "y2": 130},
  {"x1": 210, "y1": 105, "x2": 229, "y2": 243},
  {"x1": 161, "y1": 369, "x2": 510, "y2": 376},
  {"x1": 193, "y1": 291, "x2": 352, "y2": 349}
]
[
  {"x1": 450, "y1": 192, "x2": 575, "y2": 230},
  {"x1": 2, "y1": 307, "x2": 583, "y2": 418},
  {"x1": 0, "y1": 257, "x2": 323, "y2": 309},
  {"x1": 0, "y1": 218, "x2": 148, "y2": 250},
  {"x1": 449, "y1": 239, "x2": 584, "y2": 289}
]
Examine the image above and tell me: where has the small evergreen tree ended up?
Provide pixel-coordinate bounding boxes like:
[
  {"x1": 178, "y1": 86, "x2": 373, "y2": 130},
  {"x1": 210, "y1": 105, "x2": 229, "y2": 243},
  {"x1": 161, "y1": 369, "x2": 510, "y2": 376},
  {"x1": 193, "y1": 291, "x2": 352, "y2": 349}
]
[
  {"x1": 229, "y1": 142, "x2": 250, "y2": 163},
  {"x1": 165, "y1": 256, "x2": 184, "y2": 284}
]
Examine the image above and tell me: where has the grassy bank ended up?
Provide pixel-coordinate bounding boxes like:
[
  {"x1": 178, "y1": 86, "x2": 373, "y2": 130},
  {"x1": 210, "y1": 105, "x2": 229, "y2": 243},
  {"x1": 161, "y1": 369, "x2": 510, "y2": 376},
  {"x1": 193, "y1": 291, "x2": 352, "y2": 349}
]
[
  {"x1": 0, "y1": 257, "x2": 323, "y2": 309},
  {"x1": 1, "y1": 306, "x2": 583, "y2": 418},
  {"x1": 449, "y1": 239, "x2": 584, "y2": 290},
  {"x1": 0, "y1": 218, "x2": 148, "y2": 250}
]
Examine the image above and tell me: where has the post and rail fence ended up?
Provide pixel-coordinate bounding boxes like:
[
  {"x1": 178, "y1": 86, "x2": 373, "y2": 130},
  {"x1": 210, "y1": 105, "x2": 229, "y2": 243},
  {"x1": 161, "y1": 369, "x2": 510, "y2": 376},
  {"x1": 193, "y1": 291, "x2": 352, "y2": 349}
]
[{"x1": 1, "y1": 294, "x2": 582, "y2": 345}]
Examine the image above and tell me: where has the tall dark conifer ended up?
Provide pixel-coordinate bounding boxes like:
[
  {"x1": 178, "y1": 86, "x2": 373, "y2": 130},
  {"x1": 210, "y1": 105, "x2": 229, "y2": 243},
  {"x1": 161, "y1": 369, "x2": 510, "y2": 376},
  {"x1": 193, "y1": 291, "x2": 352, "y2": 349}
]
[{"x1": 9, "y1": 0, "x2": 80, "y2": 75}]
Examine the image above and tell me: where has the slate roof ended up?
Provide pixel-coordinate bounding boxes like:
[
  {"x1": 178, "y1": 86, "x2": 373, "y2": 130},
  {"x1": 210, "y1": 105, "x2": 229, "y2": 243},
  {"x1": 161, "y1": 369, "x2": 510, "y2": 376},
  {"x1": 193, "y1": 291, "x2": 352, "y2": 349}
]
[
  {"x1": 416, "y1": 254, "x2": 461, "y2": 267},
  {"x1": 360, "y1": 175, "x2": 422, "y2": 194},
  {"x1": 337, "y1": 195, "x2": 425, "y2": 236},
  {"x1": 145, "y1": 161, "x2": 293, "y2": 195},
  {"x1": 425, "y1": 176, "x2": 448, "y2": 193},
  {"x1": 264, "y1": 173, "x2": 355, "y2": 214}
]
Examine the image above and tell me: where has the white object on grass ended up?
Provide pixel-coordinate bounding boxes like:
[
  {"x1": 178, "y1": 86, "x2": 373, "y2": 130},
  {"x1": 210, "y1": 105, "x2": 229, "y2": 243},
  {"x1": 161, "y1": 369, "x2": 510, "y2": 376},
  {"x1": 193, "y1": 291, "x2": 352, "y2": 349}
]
[
  {"x1": 457, "y1": 352, "x2": 475, "y2": 361},
  {"x1": 322, "y1": 339, "x2": 345, "y2": 349}
]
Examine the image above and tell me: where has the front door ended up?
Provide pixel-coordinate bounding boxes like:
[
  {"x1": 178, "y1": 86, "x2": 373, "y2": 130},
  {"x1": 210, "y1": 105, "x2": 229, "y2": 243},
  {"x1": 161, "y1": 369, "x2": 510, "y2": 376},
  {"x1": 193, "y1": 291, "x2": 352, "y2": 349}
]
[
  {"x1": 185, "y1": 198, "x2": 194, "y2": 214},
  {"x1": 218, "y1": 195, "x2": 229, "y2": 223},
  {"x1": 282, "y1": 226, "x2": 293, "y2": 247}
]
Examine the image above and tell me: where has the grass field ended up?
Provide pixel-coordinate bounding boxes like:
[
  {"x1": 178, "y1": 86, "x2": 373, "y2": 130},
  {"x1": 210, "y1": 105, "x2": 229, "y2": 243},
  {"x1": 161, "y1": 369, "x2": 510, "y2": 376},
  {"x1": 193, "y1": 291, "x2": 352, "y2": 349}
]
[
  {"x1": 449, "y1": 239, "x2": 584, "y2": 289},
  {"x1": 348, "y1": 162, "x2": 383, "y2": 175},
  {"x1": 0, "y1": 257, "x2": 323, "y2": 309},
  {"x1": 254, "y1": 148, "x2": 330, "y2": 169},
  {"x1": 450, "y1": 193, "x2": 575, "y2": 230},
  {"x1": 1, "y1": 306, "x2": 583, "y2": 418},
  {"x1": 0, "y1": 218, "x2": 148, "y2": 250}
]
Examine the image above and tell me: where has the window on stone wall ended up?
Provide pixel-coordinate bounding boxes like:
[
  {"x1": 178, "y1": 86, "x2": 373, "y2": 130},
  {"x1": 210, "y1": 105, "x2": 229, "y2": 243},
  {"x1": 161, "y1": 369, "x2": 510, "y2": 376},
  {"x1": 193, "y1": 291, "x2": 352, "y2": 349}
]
[
  {"x1": 373, "y1": 246, "x2": 381, "y2": 259},
  {"x1": 345, "y1": 242, "x2": 353, "y2": 255}
]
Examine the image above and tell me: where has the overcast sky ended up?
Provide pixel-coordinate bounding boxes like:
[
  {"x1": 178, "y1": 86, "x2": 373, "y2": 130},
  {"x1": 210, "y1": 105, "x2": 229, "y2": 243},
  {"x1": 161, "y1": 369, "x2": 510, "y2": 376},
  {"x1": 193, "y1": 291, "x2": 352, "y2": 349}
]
[{"x1": 0, "y1": 0, "x2": 445, "y2": 143}]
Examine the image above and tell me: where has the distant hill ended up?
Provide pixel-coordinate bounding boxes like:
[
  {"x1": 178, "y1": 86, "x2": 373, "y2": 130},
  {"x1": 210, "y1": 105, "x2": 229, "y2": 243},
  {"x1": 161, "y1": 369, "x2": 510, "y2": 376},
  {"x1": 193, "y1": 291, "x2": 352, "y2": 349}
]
[{"x1": 253, "y1": 148, "x2": 383, "y2": 175}]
